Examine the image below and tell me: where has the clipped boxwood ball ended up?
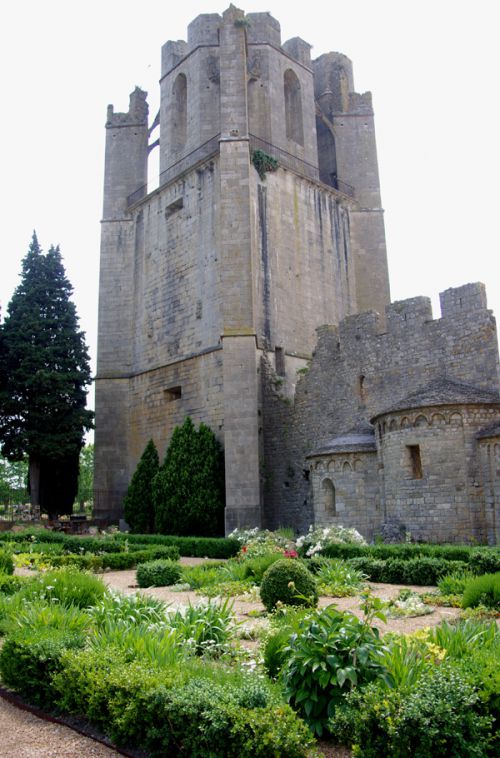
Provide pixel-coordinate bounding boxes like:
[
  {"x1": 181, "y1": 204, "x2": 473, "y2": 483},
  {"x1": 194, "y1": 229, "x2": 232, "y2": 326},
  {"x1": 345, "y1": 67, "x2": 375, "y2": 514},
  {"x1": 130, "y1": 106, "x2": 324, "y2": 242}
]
[
  {"x1": 260, "y1": 559, "x2": 318, "y2": 612},
  {"x1": 136, "y1": 559, "x2": 181, "y2": 588}
]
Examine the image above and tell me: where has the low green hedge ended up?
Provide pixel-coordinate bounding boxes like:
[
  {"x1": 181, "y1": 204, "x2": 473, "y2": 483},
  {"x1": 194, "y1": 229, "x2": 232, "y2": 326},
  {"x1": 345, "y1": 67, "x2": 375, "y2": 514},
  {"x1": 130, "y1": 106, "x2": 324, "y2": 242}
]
[
  {"x1": 53, "y1": 649, "x2": 313, "y2": 756},
  {"x1": 113, "y1": 533, "x2": 240, "y2": 559},
  {"x1": 320, "y1": 541, "x2": 499, "y2": 570},
  {"x1": 0, "y1": 530, "x2": 240, "y2": 559},
  {"x1": 0, "y1": 627, "x2": 86, "y2": 708},
  {"x1": 348, "y1": 557, "x2": 469, "y2": 585}
]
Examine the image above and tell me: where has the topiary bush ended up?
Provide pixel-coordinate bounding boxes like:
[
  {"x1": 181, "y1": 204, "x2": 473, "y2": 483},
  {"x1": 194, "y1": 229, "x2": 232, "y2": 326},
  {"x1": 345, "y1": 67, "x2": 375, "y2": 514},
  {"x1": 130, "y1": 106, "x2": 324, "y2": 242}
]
[
  {"x1": 260, "y1": 559, "x2": 318, "y2": 612},
  {"x1": 123, "y1": 438, "x2": 159, "y2": 533},
  {"x1": 153, "y1": 417, "x2": 225, "y2": 537},
  {"x1": 136, "y1": 559, "x2": 182, "y2": 588},
  {"x1": 462, "y1": 572, "x2": 500, "y2": 610}
]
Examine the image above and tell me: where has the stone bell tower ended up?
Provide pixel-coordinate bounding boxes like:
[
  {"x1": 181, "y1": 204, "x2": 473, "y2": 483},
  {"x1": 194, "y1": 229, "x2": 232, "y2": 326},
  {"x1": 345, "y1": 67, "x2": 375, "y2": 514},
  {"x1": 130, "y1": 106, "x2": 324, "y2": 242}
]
[{"x1": 94, "y1": 5, "x2": 390, "y2": 532}]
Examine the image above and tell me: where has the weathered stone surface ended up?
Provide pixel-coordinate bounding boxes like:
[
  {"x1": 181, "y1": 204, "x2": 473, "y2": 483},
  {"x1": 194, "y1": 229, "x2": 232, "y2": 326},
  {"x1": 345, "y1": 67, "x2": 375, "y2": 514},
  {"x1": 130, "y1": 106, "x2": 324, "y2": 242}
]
[{"x1": 95, "y1": 7, "x2": 499, "y2": 544}]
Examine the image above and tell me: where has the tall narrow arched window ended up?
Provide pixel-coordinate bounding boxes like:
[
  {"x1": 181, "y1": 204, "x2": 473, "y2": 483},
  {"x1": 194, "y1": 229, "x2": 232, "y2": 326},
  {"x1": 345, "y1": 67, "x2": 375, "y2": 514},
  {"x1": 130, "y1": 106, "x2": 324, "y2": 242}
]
[
  {"x1": 172, "y1": 73, "x2": 187, "y2": 152},
  {"x1": 284, "y1": 69, "x2": 304, "y2": 146},
  {"x1": 322, "y1": 478, "x2": 336, "y2": 515}
]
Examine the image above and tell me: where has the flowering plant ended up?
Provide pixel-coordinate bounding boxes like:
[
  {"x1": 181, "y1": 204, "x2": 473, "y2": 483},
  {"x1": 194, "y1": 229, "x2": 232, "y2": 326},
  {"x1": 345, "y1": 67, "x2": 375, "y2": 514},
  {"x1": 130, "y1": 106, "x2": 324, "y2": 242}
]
[
  {"x1": 229, "y1": 527, "x2": 293, "y2": 559},
  {"x1": 296, "y1": 524, "x2": 366, "y2": 557}
]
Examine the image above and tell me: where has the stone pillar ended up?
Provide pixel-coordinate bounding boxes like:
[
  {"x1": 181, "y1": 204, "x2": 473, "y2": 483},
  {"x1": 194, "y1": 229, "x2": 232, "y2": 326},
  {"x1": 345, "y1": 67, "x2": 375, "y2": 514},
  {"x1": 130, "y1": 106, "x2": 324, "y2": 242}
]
[{"x1": 219, "y1": 6, "x2": 262, "y2": 531}]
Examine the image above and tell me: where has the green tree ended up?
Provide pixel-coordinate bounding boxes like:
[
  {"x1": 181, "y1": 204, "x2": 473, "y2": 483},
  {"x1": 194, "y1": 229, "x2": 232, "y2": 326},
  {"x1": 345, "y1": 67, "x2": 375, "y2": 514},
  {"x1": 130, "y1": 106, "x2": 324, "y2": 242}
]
[
  {"x1": 123, "y1": 439, "x2": 159, "y2": 533},
  {"x1": 0, "y1": 455, "x2": 28, "y2": 506},
  {"x1": 0, "y1": 233, "x2": 93, "y2": 519},
  {"x1": 76, "y1": 443, "x2": 94, "y2": 511},
  {"x1": 153, "y1": 417, "x2": 224, "y2": 536}
]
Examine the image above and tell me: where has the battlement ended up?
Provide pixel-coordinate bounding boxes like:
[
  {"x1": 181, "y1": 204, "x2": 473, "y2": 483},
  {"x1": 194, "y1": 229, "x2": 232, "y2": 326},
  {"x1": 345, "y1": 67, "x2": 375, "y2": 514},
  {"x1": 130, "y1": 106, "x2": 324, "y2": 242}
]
[
  {"x1": 386, "y1": 296, "x2": 433, "y2": 331},
  {"x1": 348, "y1": 91, "x2": 373, "y2": 114},
  {"x1": 106, "y1": 87, "x2": 148, "y2": 128},
  {"x1": 282, "y1": 37, "x2": 312, "y2": 68},
  {"x1": 161, "y1": 40, "x2": 188, "y2": 77},
  {"x1": 339, "y1": 311, "x2": 382, "y2": 342},
  {"x1": 440, "y1": 282, "x2": 488, "y2": 319},
  {"x1": 187, "y1": 13, "x2": 221, "y2": 48},
  {"x1": 246, "y1": 12, "x2": 281, "y2": 46}
]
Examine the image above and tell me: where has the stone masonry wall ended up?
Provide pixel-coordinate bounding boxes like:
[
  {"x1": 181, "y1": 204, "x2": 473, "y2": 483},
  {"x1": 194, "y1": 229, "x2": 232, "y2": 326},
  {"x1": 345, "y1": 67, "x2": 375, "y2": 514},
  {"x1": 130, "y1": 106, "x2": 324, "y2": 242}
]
[
  {"x1": 261, "y1": 283, "x2": 500, "y2": 534},
  {"x1": 378, "y1": 405, "x2": 500, "y2": 543}
]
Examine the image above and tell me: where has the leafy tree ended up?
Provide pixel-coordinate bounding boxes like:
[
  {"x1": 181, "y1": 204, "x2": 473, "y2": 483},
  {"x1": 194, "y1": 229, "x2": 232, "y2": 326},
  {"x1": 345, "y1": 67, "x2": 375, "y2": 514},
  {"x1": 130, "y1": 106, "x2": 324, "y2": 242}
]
[
  {"x1": 123, "y1": 439, "x2": 159, "y2": 533},
  {"x1": 153, "y1": 417, "x2": 224, "y2": 536},
  {"x1": 76, "y1": 444, "x2": 94, "y2": 511},
  {"x1": 0, "y1": 455, "x2": 28, "y2": 506},
  {"x1": 0, "y1": 233, "x2": 93, "y2": 519}
]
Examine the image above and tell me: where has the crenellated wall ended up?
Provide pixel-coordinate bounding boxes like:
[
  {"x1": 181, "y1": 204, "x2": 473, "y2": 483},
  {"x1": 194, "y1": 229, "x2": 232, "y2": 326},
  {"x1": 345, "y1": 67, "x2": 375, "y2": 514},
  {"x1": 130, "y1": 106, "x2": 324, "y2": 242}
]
[{"x1": 261, "y1": 283, "x2": 500, "y2": 536}]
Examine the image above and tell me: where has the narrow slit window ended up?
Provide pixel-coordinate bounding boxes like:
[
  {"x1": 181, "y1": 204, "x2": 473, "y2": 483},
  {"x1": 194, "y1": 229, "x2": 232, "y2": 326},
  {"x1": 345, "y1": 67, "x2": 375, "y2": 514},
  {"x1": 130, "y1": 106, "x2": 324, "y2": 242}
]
[
  {"x1": 407, "y1": 445, "x2": 423, "y2": 479},
  {"x1": 275, "y1": 346, "x2": 285, "y2": 376}
]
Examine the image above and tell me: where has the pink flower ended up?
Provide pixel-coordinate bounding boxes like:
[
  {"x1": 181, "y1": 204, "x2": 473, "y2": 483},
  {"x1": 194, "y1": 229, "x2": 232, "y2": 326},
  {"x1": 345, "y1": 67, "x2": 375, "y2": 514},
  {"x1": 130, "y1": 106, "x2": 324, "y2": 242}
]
[
  {"x1": 283, "y1": 549, "x2": 298, "y2": 558},
  {"x1": 242, "y1": 545, "x2": 248, "y2": 553}
]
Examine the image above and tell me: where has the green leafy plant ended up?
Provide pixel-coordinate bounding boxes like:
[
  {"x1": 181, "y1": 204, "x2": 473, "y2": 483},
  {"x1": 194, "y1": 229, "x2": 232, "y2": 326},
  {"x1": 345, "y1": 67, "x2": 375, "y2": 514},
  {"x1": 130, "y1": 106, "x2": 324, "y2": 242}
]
[
  {"x1": 386, "y1": 589, "x2": 433, "y2": 618},
  {"x1": 0, "y1": 549, "x2": 14, "y2": 575},
  {"x1": 251, "y1": 149, "x2": 279, "y2": 180},
  {"x1": 428, "y1": 618, "x2": 498, "y2": 659},
  {"x1": 462, "y1": 572, "x2": 500, "y2": 610},
  {"x1": 153, "y1": 417, "x2": 225, "y2": 537},
  {"x1": 166, "y1": 598, "x2": 236, "y2": 657},
  {"x1": 123, "y1": 439, "x2": 159, "y2": 533},
  {"x1": 281, "y1": 596, "x2": 390, "y2": 736},
  {"x1": 136, "y1": 558, "x2": 182, "y2": 588},
  {"x1": 260, "y1": 558, "x2": 318, "y2": 612},
  {"x1": 89, "y1": 591, "x2": 168, "y2": 629},
  {"x1": 310, "y1": 556, "x2": 367, "y2": 597},
  {"x1": 15, "y1": 568, "x2": 106, "y2": 609}
]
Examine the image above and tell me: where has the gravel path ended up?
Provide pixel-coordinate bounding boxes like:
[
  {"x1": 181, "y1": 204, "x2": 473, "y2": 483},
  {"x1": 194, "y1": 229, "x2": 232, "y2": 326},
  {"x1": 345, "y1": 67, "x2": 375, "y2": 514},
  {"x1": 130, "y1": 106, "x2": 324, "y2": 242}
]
[
  {"x1": 0, "y1": 695, "x2": 119, "y2": 757},
  {"x1": 2, "y1": 560, "x2": 460, "y2": 756}
]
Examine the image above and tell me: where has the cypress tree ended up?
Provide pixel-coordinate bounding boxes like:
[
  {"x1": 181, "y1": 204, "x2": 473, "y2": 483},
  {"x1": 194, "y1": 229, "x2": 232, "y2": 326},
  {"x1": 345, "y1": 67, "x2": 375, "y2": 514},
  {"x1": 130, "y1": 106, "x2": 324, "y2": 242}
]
[
  {"x1": 123, "y1": 439, "x2": 159, "y2": 533},
  {"x1": 0, "y1": 233, "x2": 93, "y2": 518},
  {"x1": 153, "y1": 417, "x2": 225, "y2": 536}
]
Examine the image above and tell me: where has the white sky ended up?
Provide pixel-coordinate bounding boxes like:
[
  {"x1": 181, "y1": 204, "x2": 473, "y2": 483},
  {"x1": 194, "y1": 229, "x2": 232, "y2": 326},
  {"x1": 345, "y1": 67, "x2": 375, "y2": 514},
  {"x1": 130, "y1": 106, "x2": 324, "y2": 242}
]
[{"x1": 1, "y1": 0, "x2": 499, "y2": 417}]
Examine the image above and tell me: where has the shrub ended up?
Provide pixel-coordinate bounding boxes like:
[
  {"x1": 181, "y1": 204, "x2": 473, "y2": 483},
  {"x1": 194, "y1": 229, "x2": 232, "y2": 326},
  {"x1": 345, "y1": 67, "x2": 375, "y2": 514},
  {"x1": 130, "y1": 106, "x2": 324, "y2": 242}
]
[
  {"x1": 469, "y1": 549, "x2": 500, "y2": 575},
  {"x1": 348, "y1": 556, "x2": 468, "y2": 585},
  {"x1": 260, "y1": 559, "x2": 318, "y2": 612},
  {"x1": 0, "y1": 549, "x2": 14, "y2": 575},
  {"x1": 142, "y1": 677, "x2": 313, "y2": 757},
  {"x1": 153, "y1": 417, "x2": 225, "y2": 537},
  {"x1": 136, "y1": 559, "x2": 182, "y2": 587},
  {"x1": 462, "y1": 572, "x2": 500, "y2": 610},
  {"x1": 281, "y1": 599, "x2": 389, "y2": 736},
  {"x1": 0, "y1": 625, "x2": 86, "y2": 707},
  {"x1": 229, "y1": 527, "x2": 292, "y2": 559},
  {"x1": 112, "y1": 532, "x2": 240, "y2": 558},
  {"x1": 123, "y1": 438, "x2": 159, "y2": 533}
]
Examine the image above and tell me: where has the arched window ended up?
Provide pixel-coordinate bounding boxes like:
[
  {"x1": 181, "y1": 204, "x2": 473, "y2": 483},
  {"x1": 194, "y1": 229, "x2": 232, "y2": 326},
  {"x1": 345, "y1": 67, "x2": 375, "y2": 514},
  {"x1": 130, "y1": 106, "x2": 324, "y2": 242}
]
[
  {"x1": 172, "y1": 73, "x2": 187, "y2": 151},
  {"x1": 284, "y1": 69, "x2": 304, "y2": 146},
  {"x1": 322, "y1": 478, "x2": 336, "y2": 515}
]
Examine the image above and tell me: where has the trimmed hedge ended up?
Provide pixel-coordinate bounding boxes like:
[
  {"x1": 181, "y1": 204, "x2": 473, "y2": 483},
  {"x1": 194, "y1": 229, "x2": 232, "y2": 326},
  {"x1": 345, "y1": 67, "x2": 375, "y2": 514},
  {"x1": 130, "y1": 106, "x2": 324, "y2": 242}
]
[
  {"x1": 348, "y1": 557, "x2": 469, "y2": 585},
  {"x1": 0, "y1": 530, "x2": 240, "y2": 559},
  {"x1": 136, "y1": 559, "x2": 182, "y2": 588},
  {"x1": 0, "y1": 628, "x2": 86, "y2": 707},
  {"x1": 319, "y1": 541, "x2": 499, "y2": 568},
  {"x1": 113, "y1": 533, "x2": 240, "y2": 559}
]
